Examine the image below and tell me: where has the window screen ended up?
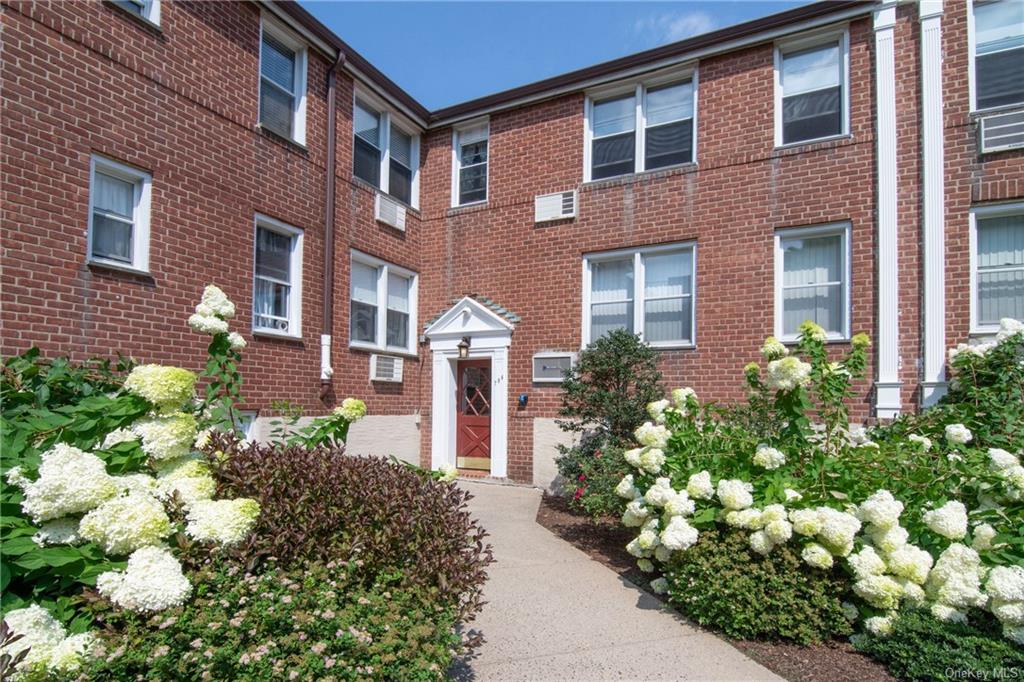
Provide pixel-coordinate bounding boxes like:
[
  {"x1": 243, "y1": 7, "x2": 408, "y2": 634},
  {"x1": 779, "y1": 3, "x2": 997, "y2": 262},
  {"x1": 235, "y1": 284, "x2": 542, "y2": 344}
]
[
  {"x1": 350, "y1": 260, "x2": 378, "y2": 344},
  {"x1": 254, "y1": 227, "x2": 294, "y2": 332},
  {"x1": 389, "y1": 127, "x2": 413, "y2": 205},
  {"x1": 91, "y1": 172, "x2": 135, "y2": 263}
]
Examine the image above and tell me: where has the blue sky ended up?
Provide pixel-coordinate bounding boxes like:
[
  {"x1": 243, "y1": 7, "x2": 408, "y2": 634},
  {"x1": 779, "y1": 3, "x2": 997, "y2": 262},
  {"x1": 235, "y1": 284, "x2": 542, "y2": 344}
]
[{"x1": 298, "y1": 1, "x2": 808, "y2": 110}]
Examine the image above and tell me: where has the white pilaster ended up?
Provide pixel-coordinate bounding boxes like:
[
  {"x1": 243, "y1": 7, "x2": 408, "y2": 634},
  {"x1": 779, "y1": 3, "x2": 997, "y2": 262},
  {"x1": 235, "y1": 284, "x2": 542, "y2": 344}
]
[
  {"x1": 920, "y1": 0, "x2": 947, "y2": 406},
  {"x1": 874, "y1": 2, "x2": 902, "y2": 418}
]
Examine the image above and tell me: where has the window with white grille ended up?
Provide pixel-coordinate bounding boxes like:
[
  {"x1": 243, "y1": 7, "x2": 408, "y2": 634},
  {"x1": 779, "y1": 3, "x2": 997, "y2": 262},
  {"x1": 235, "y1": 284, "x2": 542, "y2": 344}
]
[
  {"x1": 253, "y1": 215, "x2": 303, "y2": 337},
  {"x1": 87, "y1": 155, "x2": 151, "y2": 273},
  {"x1": 453, "y1": 121, "x2": 488, "y2": 206},
  {"x1": 971, "y1": 0, "x2": 1024, "y2": 111},
  {"x1": 775, "y1": 31, "x2": 848, "y2": 146},
  {"x1": 350, "y1": 251, "x2": 418, "y2": 354},
  {"x1": 774, "y1": 223, "x2": 851, "y2": 340},
  {"x1": 352, "y1": 94, "x2": 420, "y2": 208}
]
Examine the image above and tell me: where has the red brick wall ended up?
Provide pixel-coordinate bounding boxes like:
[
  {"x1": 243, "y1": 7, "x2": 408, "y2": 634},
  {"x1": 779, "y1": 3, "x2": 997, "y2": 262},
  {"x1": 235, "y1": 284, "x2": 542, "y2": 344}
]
[
  {"x1": 940, "y1": 0, "x2": 1024, "y2": 348},
  {"x1": 417, "y1": 17, "x2": 880, "y2": 479}
]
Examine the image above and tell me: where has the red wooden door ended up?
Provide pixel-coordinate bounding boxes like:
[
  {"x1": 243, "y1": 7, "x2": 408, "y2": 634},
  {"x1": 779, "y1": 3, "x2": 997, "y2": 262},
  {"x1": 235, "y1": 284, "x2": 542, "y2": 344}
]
[{"x1": 456, "y1": 359, "x2": 491, "y2": 471}]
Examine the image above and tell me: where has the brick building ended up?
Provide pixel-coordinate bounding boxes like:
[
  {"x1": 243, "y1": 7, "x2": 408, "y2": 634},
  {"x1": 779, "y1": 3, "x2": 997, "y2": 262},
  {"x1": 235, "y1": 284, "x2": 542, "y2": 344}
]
[{"x1": 2, "y1": 0, "x2": 1022, "y2": 487}]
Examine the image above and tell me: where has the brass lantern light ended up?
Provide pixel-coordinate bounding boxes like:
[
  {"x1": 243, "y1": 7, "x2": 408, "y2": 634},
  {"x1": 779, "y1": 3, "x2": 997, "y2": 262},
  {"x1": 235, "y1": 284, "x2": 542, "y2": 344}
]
[{"x1": 457, "y1": 336, "x2": 471, "y2": 359}]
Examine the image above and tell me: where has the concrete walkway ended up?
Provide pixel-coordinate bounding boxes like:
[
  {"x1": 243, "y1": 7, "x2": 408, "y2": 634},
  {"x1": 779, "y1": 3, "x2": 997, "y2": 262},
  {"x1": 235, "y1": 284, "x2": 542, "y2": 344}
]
[{"x1": 450, "y1": 481, "x2": 782, "y2": 681}]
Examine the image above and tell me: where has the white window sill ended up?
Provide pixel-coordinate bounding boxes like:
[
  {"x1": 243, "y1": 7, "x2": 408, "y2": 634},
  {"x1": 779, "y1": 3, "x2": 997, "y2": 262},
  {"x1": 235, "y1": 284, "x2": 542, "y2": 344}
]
[
  {"x1": 584, "y1": 161, "x2": 698, "y2": 187},
  {"x1": 87, "y1": 259, "x2": 151, "y2": 277},
  {"x1": 648, "y1": 342, "x2": 696, "y2": 350},
  {"x1": 774, "y1": 133, "x2": 852, "y2": 151},
  {"x1": 253, "y1": 328, "x2": 303, "y2": 341},
  {"x1": 450, "y1": 199, "x2": 488, "y2": 212},
  {"x1": 970, "y1": 104, "x2": 1024, "y2": 118},
  {"x1": 969, "y1": 327, "x2": 1000, "y2": 339},
  {"x1": 780, "y1": 335, "x2": 851, "y2": 345},
  {"x1": 255, "y1": 124, "x2": 308, "y2": 152},
  {"x1": 349, "y1": 341, "x2": 418, "y2": 358}
]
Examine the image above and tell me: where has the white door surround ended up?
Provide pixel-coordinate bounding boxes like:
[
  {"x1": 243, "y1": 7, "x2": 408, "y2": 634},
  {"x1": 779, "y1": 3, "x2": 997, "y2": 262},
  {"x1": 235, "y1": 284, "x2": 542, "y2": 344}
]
[{"x1": 424, "y1": 296, "x2": 514, "y2": 478}]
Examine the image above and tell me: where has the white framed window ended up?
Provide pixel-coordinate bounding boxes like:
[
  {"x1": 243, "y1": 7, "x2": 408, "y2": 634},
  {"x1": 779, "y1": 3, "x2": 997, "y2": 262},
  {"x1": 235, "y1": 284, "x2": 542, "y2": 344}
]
[
  {"x1": 87, "y1": 155, "x2": 151, "y2": 273},
  {"x1": 968, "y1": 0, "x2": 1024, "y2": 112},
  {"x1": 111, "y1": 0, "x2": 160, "y2": 25},
  {"x1": 259, "y1": 17, "x2": 308, "y2": 145},
  {"x1": 352, "y1": 93, "x2": 421, "y2": 209},
  {"x1": 774, "y1": 29, "x2": 849, "y2": 146},
  {"x1": 452, "y1": 120, "x2": 489, "y2": 206},
  {"x1": 774, "y1": 223, "x2": 851, "y2": 341},
  {"x1": 970, "y1": 203, "x2": 1024, "y2": 333},
  {"x1": 582, "y1": 243, "x2": 696, "y2": 348},
  {"x1": 350, "y1": 250, "x2": 418, "y2": 355},
  {"x1": 583, "y1": 72, "x2": 696, "y2": 182},
  {"x1": 252, "y1": 214, "x2": 303, "y2": 338}
]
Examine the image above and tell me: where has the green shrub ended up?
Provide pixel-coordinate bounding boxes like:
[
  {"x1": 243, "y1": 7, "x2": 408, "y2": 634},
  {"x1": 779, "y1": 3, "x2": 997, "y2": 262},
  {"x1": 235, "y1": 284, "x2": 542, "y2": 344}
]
[
  {"x1": 663, "y1": 528, "x2": 853, "y2": 644},
  {"x1": 207, "y1": 435, "x2": 493, "y2": 624},
  {"x1": 853, "y1": 610, "x2": 1024, "y2": 681},
  {"x1": 81, "y1": 558, "x2": 459, "y2": 680},
  {"x1": 556, "y1": 435, "x2": 630, "y2": 519}
]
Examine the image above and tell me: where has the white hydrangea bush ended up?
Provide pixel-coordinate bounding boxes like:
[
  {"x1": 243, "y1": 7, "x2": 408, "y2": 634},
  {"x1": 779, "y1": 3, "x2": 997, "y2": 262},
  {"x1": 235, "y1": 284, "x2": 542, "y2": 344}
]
[
  {"x1": 616, "y1": 318, "x2": 1024, "y2": 644},
  {"x1": 2, "y1": 285, "x2": 264, "y2": 676}
]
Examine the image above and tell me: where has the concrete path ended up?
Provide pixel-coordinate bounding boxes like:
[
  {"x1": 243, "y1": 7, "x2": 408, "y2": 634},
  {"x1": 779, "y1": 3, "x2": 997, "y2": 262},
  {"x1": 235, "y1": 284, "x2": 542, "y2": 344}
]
[{"x1": 450, "y1": 480, "x2": 782, "y2": 681}]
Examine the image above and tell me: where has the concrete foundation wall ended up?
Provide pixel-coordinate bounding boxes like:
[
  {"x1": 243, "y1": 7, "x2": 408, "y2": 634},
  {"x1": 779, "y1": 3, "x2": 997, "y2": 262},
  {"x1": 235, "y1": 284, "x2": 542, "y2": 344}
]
[
  {"x1": 532, "y1": 418, "x2": 578, "y2": 493},
  {"x1": 250, "y1": 414, "x2": 421, "y2": 465}
]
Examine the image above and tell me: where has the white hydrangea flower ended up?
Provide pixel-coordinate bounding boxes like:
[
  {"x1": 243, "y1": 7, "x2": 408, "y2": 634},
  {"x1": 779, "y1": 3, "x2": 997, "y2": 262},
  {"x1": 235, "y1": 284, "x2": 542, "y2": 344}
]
[
  {"x1": 764, "y1": 518, "x2": 793, "y2": 544},
  {"x1": 864, "y1": 615, "x2": 894, "y2": 637},
  {"x1": 841, "y1": 601, "x2": 859, "y2": 622},
  {"x1": 185, "y1": 498, "x2": 260, "y2": 546},
  {"x1": 646, "y1": 399, "x2": 670, "y2": 423},
  {"x1": 847, "y1": 546, "x2": 887, "y2": 580},
  {"x1": 853, "y1": 574, "x2": 903, "y2": 610},
  {"x1": 198, "y1": 284, "x2": 236, "y2": 319},
  {"x1": 752, "y1": 444, "x2": 786, "y2": 470},
  {"x1": 654, "y1": 544, "x2": 672, "y2": 563},
  {"x1": 944, "y1": 423, "x2": 972, "y2": 445},
  {"x1": 930, "y1": 603, "x2": 968, "y2": 624},
  {"x1": 193, "y1": 427, "x2": 214, "y2": 450},
  {"x1": 989, "y1": 448, "x2": 1021, "y2": 472},
  {"x1": 32, "y1": 517, "x2": 83, "y2": 547},
  {"x1": 625, "y1": 536, "x2": 651, "y2": 558},
  {"x1": 1, "y1": 604, "x2": 67, "y2": 675},
  {"x1": 17, "y1": 444, "x2": 117, "y2": 523},
  {"x1": 784, "y1": 488, "x2": 803, "y2": 502},
  {"x1": 133, "y1": 412, "x2": 198, "y2": 461},
  {"x1": 97, "y1": 546, "x2": 191, "y2": 612},
  {"x1": 971, "y1": 523, "x2": 999, "y2": 551},
  {"x1": 760, "y1": 336, "x2": 789, "y2": 361},
  {"x1": 985, "y1": 565, "x2": 1024, "y2": 603},
  {"x1": 615, "y1": 474, "x2": 637, "y2": 499},
  {"x1": 765, "y1": 356, "x2": 812, "y2": 392},
  {"x1": 923, "y1": 500, "x2": 968, "y2": 540},
  {"x1": 857, "y1": 490, "x2": 903, "y2": 529},
  {"x1": 660, "y1": 516, "x2": 699, "y2": 551},
  {"x1": 996, "y1": 317, "x2": 1024, "y2": 341},
  {"x1": 622, "y1": 499, "x2": 650, "y2": 528},
  {"x1": 227, "y1": 332, "x2": 247, "y2": 350},
  {"x1": 790, "y1": 508, "x2": 823, "y2": 537},
  {"x1": 867, "y1": 523, "x2": 909, "y2": 554},
  {"x1": 634, "y1": 422, "x2": 670, "y2": 449},
  {"x1": 802, "y1": 542, "x2": 834, "y2": 569},
  {"x1": 898, "y1": 579, "x2": 927, "y2": 607},
  {"x1": 643, "y1": 478, "x2": 675, "y2": 508},
  {"x1": 686, "y1": 471, "x2": 714, "y2": 500},
  {"x1": 800, "y1": 321, "x2": 828, "y2": 342},
  {"x1": 991, "y1": 599, "x2": 1024, "y2": 627},
  {"x1": 716, "y1": 478, "x2": 753, "y2": 511},
  {"x1": 725, "y1": 508, "x2": 764, "y2": 530},
  {"x1": 637, "y1": 558, "x2": 655, "y2": 573},
  {"x1": 885, "y1": 544, "x2": 933, "y2": 585},
  {"x1": 663, "y1": 490, "x2": 695, "y2": 518},
  {"x1": 749, "y1": 530, "x2": 775, "y2": 556},
  {"x1": 154, "y1": 456, "x2": 215, "y2": 505},
  {"x1": 624, "y1": 448, "x2": 643, "y2": 468},
  {"x1": 907, "y1": 434, "x2": 932, "y2": 451},
  {"x1": 101, "y1": 428, "x2": 139, "y2": 449},
  {"x1": 815, "y1": 507, "x2": 862, "y2": 557},
  {"x1": 650, "y1": 577, "x2": 668, "y2": 594},
  {"x1": 670, "y1": 387, "x2": 696, "y2": 412},
  {"x1": 123, "y1": 365, "x2": 197, "y2": 412},
  {"x1": 113, "y1": 473, "x2": 158, "y2": 496},
  {"x1": 926, "y1": 543, "x2": 987, "y2": 610},
  {"x1": 188, "y1": 313, "x2": 229, "y2": 335},
  {"x1": 637, "y1": 518, "x2": 661, "y2": 551},
  {"x1": 638, "y1": 448, "x2": 666, "y2": 475},
  {"x1": 79, "y1": 491, "x2": 172, "y2": 555},
  {"x1": 438, "y1": 463, "x2": 458, "y2": 482},
  {"x1": 334, "y1": 397, "x2": 367, "y2": 422},
  {"x1": 48, "y1": 632, "x2": 98, "y2": 675}
]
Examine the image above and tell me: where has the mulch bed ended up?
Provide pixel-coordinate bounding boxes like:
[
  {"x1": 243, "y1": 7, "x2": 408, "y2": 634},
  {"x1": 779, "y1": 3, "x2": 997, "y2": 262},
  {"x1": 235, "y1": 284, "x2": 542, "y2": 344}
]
[{"x1": 535, "y1": 493, "x2": 897, "y2": 682}]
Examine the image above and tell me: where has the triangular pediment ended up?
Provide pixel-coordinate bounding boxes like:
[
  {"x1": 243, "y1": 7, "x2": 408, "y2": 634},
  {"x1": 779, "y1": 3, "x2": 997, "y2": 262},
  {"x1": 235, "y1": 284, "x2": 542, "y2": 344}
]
[{"x1": 424, "y1": 296, "x2": 516, "y2": 338}]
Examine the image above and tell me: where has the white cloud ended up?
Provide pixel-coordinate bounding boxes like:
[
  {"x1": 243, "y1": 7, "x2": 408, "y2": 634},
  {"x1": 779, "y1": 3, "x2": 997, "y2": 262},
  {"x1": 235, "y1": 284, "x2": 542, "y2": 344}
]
[{"x1": 635, "y1": 10, "x2": 717, "y2": 45}]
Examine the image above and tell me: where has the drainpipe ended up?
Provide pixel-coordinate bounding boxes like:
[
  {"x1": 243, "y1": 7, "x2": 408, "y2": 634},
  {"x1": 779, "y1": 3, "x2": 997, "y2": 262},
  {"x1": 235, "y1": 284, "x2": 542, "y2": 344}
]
[{"x1": 321, "y1": 51, "x2": 346, "y2": 398}]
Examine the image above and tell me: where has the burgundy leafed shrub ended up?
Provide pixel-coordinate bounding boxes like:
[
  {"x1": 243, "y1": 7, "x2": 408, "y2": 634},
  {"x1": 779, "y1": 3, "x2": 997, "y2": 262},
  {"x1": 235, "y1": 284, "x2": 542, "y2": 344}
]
[{"x1": 205, "y1": 434, "x2": 493, "y2": 623}]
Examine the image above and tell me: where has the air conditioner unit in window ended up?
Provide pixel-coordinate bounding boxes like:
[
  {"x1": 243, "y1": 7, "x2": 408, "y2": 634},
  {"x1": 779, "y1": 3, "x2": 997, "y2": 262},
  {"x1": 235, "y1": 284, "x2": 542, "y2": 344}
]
[
  {"x1": 534, "y1": 190, "x2": 577, "y2": 223},
  {"x1": 375, "y1": 194, "x2": 407, "y2": 231},
  {"x1": 979, "y1": 109, "x2": 1024, "y2": 154},
  {"x1": 369, "y1": 354, "x2": 403, "y2": 383}
]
